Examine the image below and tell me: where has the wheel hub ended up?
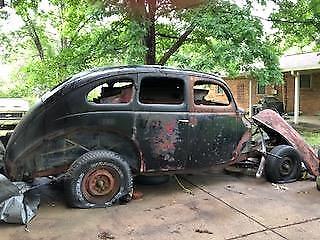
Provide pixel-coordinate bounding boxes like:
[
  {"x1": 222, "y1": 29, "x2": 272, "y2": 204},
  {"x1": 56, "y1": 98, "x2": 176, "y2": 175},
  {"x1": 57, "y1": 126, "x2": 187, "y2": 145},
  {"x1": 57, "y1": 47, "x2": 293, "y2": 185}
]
[
  {"x1": 280, "y1": 157, "x2": 293, "y2": 176},
  {"x1": 81, "y1": 167, "x2": 120, "y2": 204}
]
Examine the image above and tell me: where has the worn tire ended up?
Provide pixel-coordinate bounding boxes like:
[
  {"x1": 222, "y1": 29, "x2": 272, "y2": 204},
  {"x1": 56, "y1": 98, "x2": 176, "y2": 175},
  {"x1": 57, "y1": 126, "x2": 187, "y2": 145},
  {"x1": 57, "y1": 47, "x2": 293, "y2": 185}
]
[
  {"x1": 64, "y1": 150, "x2": 133, "y2": 208},
  {"x1": 135, "y1": 175, "x2": 170, "y2": 185},
  {"x1": 265, "y1": 145, "x2": 301, "y2": 183},
  {"x1": 0, "y1": 141, "x2": 5, "y2": 174}
]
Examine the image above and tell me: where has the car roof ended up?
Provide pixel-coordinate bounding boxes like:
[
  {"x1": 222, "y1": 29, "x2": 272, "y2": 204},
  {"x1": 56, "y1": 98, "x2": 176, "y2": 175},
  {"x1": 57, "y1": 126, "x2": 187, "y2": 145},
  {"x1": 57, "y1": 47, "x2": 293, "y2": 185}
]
[
  {"x1": 70, "y1": 65, "x2": 222, "y2": 80},
  {"x1": 41, "y1": 66, "x2": 226, "y2": 102}
]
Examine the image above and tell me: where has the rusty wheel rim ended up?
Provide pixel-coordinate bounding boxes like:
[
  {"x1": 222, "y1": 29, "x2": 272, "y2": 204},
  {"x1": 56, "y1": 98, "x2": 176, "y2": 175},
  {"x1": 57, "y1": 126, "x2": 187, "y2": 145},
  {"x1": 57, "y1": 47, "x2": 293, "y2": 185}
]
[{"x1": 81, "y1": 167, "x2": 120, "y2": 204}]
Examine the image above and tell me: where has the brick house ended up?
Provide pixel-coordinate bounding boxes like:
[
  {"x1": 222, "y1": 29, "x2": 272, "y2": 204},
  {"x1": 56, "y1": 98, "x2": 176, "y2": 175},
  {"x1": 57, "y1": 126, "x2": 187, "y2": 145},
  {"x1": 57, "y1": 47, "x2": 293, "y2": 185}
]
[{"x1": 221, "y1": 52, "x2": 320, "y2": 123}]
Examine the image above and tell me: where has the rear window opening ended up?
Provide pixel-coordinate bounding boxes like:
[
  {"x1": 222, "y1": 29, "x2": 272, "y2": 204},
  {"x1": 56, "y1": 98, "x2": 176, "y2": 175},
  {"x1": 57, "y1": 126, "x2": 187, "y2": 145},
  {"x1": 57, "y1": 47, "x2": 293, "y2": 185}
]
[
  {"x1": 87, "y1": 80, "x2": 134, "y2": 104},
  {"x1": 139, "y1": 77, "x2": 184, "y2": 104}
]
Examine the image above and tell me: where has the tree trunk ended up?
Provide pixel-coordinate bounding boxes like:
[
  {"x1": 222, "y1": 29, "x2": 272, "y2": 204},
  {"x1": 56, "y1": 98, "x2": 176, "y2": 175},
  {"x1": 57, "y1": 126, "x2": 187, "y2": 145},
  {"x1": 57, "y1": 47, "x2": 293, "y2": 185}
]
[
  {"x1": 25, "y1": 14, "x2": 45, "y2": 61},
  {"x1": 59, "y1": 3, "x2": 67, "y2": 50},
  {"x1": 144, "y1": 0, "x2": 156, "y2": 65}
]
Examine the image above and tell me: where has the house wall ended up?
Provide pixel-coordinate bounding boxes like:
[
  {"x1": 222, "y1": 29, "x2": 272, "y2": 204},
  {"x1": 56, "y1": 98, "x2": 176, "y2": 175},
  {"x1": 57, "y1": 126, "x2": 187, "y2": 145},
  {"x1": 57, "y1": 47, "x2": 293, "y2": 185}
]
[
  {"x1": 285, "y1": 71, "x2": 320, "y2": 115},
  {"x1": 220, "y1": 71, "x2": 320, "y2": 115},
  {"x1": 222, "y1": 77, "x2": 283, "y2": 111}
]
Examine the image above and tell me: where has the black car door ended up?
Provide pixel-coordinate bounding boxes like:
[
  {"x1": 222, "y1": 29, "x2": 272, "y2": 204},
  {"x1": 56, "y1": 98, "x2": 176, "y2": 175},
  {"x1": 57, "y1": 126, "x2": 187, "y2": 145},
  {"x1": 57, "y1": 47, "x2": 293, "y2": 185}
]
[
  {"x1": 134, "y1": 72, "x2": 189, "y2": 172},
  {"x1": 186, "y1": 76, "x2": 243, "y2": 169}
]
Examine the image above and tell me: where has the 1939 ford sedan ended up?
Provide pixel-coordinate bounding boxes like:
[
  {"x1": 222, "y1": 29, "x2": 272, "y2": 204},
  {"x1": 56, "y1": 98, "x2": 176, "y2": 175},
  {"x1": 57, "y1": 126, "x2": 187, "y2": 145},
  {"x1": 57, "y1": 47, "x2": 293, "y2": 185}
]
[{"x1": 2, "y1": 66, "x2": 320, "y2": 208}]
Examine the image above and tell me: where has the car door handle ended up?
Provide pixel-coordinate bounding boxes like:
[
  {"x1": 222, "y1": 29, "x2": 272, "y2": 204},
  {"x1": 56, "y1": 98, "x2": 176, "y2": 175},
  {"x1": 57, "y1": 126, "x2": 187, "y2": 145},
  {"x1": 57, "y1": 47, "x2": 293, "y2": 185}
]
[{"x1": 178, "y1": 119, "x2": 189, "y2": 123}]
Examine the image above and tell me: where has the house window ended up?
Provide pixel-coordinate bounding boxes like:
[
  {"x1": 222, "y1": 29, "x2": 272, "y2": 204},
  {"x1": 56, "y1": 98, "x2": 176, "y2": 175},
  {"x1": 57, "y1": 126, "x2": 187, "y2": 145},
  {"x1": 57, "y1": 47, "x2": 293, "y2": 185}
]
[
  {"x1": 257, "y1": 83, "x2": 265, "y2": 94},
  {"x1": 139, "y1": 77, "x2": 184, "y2": 104},
  {"x1": 300, "y1": 74, "x2": 311, "y2": 89}
]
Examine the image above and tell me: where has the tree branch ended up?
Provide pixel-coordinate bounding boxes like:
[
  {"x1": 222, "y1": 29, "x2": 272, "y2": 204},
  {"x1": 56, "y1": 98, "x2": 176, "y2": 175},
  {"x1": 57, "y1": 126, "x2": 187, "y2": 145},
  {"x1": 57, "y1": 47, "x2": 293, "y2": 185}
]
[
  {"x1": 253, "y1": 14, "x2": 315, "y2": 25},
  {"x1": 158, "y1": 25, "x2": 195, "y2": 65},
  {"x1": 157, "y1": 32, "x2": 179, "y2": 39},
  {"x1": 24, "y1": 13, "x2": 44, "y2": 61},
  {"x1": 67, "y1": 15, "x2": 96, "y2": 47}
]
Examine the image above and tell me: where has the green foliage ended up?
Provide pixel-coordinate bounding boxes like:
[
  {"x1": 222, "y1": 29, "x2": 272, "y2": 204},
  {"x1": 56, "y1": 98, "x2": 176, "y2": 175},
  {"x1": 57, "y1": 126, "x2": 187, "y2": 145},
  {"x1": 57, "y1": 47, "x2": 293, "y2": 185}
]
[
  {"x1": 168, "y1": 1, "x2": 283, "y2": 85},
  {"x1": 1, "y1": 0, "x2": 283, "y2": 97},
  {"x1": 271, "y1": 0, "x2": 320, "y2": 50},
  {"x1": 299, "y1": 129, "x2": 320, "y2": 148}
]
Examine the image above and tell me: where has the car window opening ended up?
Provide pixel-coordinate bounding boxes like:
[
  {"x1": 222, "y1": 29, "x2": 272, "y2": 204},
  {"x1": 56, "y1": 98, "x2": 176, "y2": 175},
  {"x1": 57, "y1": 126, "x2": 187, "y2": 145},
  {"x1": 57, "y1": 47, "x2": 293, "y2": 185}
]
[
  {"x1": 87, "y1": 80, "x2": 134, "y2": 104},
  {"x1": 139, "y1": 77, "x2": 184, "y2": 104},
  {"x1": 193, "y1": 82, "x2": 230, "y2": 106}
]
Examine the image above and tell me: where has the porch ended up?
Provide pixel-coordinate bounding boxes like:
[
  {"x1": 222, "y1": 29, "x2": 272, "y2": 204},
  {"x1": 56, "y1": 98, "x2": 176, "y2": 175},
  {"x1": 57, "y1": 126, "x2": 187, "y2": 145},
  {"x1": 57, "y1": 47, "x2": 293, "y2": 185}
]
[
  {"x1": 280, "y1": 52, "x2": 320, "y2": 124},
  {"x1": 287, "y1": 114, "x2": 320, "y2": 129}
]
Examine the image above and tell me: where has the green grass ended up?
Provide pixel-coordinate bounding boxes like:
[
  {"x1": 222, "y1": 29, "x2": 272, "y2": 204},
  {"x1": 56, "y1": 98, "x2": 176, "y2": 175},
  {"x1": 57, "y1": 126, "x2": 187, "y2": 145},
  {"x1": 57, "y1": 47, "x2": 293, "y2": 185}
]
[{"x1": 298, "y1": 130, "x2": 320, "y2": 149}]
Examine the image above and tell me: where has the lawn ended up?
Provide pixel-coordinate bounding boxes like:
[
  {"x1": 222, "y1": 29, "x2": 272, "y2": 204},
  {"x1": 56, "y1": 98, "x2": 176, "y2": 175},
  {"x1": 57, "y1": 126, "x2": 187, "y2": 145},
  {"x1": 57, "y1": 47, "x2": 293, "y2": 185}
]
[{"x1": 298, "y1": 130, "x2": 320, "y2": 149}]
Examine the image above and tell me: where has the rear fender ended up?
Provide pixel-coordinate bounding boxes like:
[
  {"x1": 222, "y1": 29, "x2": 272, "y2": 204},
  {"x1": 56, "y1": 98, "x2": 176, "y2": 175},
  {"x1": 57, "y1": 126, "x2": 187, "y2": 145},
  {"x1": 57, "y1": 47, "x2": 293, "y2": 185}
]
[{"x1": 5, "y1": 128, "x2": 142, "y2": 181}]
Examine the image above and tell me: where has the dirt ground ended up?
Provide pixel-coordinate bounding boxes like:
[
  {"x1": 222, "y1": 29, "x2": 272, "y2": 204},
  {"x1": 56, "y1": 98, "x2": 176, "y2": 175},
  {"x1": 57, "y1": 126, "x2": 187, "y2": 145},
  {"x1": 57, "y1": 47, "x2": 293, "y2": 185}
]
[{"x1": 0, "y1": 172, "x2": 319, "y2": 240}]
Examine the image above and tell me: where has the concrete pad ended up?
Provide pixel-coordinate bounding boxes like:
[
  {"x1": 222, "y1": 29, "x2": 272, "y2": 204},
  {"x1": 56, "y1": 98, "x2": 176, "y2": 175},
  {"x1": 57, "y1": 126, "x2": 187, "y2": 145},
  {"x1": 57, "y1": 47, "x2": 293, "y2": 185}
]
[
  {"x1": 186, "y1": 172, "x2": 320, "y2": 228},
  {"x1": 275, "y1": 219, "x2": 320, "y2": 240},
  {"x1": 0, "y1": 172, "x2": 319, "y2": 240},
  {"x1": 0, "y1": 176, "x2": 264, "y2": 240},
  {"x1": 233, "y1": 230, "x2": 284, "y2": 240}
]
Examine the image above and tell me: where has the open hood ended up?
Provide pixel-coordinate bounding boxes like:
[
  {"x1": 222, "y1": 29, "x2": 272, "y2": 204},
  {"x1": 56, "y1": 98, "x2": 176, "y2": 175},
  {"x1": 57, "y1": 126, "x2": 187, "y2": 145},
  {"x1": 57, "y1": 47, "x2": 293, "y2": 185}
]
[{"x1": 252, "y1": 109, "x2": 319, "y2": 176}]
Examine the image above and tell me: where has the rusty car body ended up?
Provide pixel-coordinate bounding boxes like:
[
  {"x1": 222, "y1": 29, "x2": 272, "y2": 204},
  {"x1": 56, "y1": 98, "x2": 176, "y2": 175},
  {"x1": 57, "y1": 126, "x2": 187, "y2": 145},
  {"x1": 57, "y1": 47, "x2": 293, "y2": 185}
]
[{"x1": 1, "y1": 66, "x2": 319, "y2": 209}]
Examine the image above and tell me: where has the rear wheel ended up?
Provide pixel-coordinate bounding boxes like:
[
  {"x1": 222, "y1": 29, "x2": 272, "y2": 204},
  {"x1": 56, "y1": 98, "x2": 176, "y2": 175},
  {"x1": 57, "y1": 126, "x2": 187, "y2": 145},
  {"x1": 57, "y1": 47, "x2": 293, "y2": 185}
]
[
  {"x1": 64, "y1": 150, "x2": 133, "y2": 208},
  {"x1": 265, "y1": 145, "x2": 301, "y2": 183}
]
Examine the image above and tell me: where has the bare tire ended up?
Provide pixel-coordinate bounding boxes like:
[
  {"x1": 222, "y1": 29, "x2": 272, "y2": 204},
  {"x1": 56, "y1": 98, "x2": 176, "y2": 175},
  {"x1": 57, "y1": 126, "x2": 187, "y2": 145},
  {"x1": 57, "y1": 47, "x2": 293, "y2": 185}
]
[
  {"x1": 265, "y1": 145, "x2": 301, "y2": 183},
  {"x1": 64, "y1": 150, "x2": 133, "y2": 208}
]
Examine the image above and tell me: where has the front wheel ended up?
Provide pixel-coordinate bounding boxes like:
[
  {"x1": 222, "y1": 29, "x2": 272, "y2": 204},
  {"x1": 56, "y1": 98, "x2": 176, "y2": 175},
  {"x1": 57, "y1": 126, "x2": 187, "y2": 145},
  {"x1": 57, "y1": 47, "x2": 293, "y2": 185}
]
[
  {"x1": 64, "y1": 150, "x2": 133, "y2": 208},
  {"x1": 265, "y1": 145, "x2": 301, "y2": 183}
]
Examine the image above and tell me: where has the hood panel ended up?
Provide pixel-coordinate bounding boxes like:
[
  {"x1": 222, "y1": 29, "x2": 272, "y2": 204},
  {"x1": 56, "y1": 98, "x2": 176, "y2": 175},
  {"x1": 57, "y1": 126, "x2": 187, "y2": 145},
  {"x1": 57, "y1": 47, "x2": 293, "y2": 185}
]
[{"x1": 252, "y1": 109, "x2": 319, "y2": 176}]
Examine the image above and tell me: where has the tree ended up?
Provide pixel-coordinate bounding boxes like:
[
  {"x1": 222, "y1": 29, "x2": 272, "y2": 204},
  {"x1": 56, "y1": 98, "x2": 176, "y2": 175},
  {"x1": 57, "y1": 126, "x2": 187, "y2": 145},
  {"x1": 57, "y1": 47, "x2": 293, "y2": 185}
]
[
  {"x1": 270, "y1": 0, "x2": 320, "y2": 49},
  {"x1": 1, "y1": 0, "x2": 283, "y2": 97}
]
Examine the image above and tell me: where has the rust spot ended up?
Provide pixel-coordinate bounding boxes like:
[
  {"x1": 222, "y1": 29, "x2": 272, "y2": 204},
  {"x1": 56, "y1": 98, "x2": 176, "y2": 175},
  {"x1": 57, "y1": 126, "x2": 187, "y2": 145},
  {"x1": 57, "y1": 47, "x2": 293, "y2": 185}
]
[{"x1": 231, "y1": 130, "x2": 251, "y2": 163}]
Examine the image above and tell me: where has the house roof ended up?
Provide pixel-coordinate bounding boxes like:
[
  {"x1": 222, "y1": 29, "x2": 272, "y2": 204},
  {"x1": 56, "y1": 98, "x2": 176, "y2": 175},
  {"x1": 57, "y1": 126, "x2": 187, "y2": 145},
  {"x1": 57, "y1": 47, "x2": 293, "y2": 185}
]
[{"x1": 280, "y1": 52, "x2": 320, "y2": 72}]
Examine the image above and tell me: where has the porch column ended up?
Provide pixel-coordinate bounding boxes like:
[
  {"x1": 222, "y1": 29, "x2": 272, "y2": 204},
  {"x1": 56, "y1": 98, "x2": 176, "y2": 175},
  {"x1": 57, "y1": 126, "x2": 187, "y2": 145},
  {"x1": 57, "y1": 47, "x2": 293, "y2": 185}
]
[
  {"x1": 249, "y1": 78, "x2": 252, "y2": 117},
  {"x1": 294, "y1": 71, "x2": 300, "y2": 124}
]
